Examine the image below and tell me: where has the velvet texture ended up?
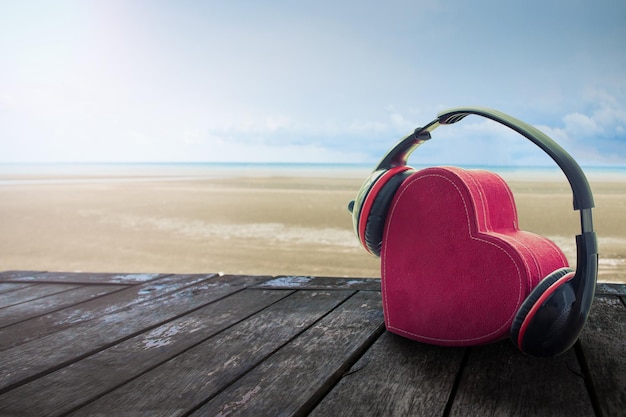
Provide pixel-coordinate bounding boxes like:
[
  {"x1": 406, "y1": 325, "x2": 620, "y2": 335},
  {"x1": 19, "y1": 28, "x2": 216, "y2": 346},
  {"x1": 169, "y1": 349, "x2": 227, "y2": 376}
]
[{"x1": 381, "y1": 167, "x2": 569, "y2": 346}]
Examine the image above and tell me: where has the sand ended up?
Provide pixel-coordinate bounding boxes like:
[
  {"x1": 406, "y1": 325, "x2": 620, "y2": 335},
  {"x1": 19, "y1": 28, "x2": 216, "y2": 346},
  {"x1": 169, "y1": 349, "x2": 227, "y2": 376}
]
[{"x1": 0, "y1": 167, "x2": 624, "y2": 283}]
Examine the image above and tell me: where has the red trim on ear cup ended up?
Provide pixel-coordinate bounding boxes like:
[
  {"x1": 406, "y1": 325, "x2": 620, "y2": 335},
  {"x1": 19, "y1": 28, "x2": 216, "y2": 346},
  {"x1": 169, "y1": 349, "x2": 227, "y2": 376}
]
[
  {"x1": 358, "y1": 166, "x2": 412, "y2": 254},
  {"x1": 517, "y1": 271, "x2": 575, "y2": 347}
]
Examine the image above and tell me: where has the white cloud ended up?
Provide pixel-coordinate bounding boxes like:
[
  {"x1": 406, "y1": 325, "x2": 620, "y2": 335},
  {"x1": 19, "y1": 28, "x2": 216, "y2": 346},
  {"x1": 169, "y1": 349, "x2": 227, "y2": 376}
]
[
  {"x1": 1, "y1": 1, "x2": 625, "y2": 165},
  {"x1": 562, "y1": 113, "x2": 602, "y2": 136},
  {"x1": 534, "y1": 91, "x2": 626, "y2": 164}
]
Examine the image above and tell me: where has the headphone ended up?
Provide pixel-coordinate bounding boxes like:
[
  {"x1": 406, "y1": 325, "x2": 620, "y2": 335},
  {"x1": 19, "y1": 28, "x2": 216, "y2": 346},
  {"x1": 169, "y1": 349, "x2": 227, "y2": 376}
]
[{"x1": 348, "y1": 107, "x2": 598, "y2": 357}]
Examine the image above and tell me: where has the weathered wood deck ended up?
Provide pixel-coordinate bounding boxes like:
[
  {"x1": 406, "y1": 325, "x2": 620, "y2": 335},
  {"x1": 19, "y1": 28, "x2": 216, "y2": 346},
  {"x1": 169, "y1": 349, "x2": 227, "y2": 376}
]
[{"x1": 0, "y1": 271, "x2": 624, "y2": 417}]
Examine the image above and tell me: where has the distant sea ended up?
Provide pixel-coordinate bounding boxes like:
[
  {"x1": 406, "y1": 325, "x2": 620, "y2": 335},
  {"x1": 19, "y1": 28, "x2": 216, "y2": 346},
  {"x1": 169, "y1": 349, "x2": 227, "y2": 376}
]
[{"x1": 0, "y1": 162, "x2": 625, "y2": 184}]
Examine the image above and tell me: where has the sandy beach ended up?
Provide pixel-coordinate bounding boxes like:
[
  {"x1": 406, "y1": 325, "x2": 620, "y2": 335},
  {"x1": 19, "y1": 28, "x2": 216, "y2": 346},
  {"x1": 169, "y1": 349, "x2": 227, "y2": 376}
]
[{"x1": 0, "y1": 165, "x2": 624, "y2": 283}]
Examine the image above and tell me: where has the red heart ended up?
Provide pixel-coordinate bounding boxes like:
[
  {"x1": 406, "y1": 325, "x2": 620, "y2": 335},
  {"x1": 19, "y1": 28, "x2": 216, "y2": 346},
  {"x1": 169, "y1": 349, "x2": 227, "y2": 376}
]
[{"x1": 381, "y1": 167, "x2": 569, "y2": 346}]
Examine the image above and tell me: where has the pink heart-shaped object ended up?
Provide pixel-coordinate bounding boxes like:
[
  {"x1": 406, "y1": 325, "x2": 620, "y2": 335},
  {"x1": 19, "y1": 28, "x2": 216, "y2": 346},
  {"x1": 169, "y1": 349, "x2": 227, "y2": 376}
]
[{"x1": 381, "y1": 167, "x2": 569, "y2": 346}]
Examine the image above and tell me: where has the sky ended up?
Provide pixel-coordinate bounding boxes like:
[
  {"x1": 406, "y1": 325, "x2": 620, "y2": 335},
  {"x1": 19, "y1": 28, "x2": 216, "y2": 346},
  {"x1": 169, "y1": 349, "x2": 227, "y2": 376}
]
[{"x1": 1, "y1": 0, "x2": 625, "y2": 166}]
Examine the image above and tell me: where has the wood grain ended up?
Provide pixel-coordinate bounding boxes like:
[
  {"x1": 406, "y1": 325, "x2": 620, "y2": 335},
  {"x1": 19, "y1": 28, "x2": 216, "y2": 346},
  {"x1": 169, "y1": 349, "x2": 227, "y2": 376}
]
[
  {"x1": 0, "y1": 271, "x2": 166, "y2": 284},
  {"x1": 449, "y1": 341, "x2": 595, "y2": 417},
  {"x1": 0, "y1": 273, "x2": 217, "y2": 351},
  {"x1": 192, "y1": 290, "x2": 384, "y2": 417},
  {"x1": 0, "y1": 274, "x2": 263, "y2": 392},
  {"x1": 0, "y1": 288, "x2": 292, "y2": 417},
  {"x1": 0, "y1": 283, "x2": 80, "y2": 308},
  {"x1": 310, "y1": 331, "x2": 465, "y2": 417},
  {"x1": 68, "y1": 288, "x2": 355, "y2": 416},
  {"x1": 0, "y1": 284, "x2": 126, "y2": 328},
  {"x1": 0, "y1": 273, "x2": 622, "y2": 417},
  {"x1": 579, "y1": 295, "x2": 626, "y2": 417},
  {"x1": 0, "y1": 282, "x2": 34, "y2": 295}
]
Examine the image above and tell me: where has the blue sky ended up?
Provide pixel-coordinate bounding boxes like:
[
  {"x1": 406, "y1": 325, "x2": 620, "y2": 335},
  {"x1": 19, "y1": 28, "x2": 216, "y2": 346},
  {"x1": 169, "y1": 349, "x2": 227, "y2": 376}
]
[{"x1": 1, "y1": 0, "x2": 625, "y2": 166}]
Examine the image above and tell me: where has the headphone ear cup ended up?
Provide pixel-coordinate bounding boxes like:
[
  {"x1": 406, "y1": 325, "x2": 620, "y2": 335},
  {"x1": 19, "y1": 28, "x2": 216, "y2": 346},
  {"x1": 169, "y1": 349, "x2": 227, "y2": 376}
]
[
  {"x1": 362, "y1": 169, "x2": 414, "y2": 256},
  {"x1": 349, "y1": 169, "x2": 387, "y2": 238},
  {"x1": 510, "y1": 267, "x2": 575, "y2": 353}
]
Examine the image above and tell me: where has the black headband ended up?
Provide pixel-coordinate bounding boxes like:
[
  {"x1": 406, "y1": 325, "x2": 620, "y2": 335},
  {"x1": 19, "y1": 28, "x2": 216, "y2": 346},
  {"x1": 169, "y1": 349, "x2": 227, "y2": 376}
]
[{"x1": 375, "y1": 107, "x2": 594, "y2": 212}]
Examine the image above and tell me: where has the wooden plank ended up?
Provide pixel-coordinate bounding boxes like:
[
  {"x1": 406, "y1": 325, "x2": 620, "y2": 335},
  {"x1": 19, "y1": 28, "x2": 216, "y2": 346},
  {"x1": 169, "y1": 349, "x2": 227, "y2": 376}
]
[
  {"x1": 0, "y1": 274, "x2": 265, "y2": 392},
  {"x1": 0, "y1": 283, "x2": 80, "y2": 308},
  {"x1": 595, "y1": 283, "x2": 626, "y2": 296},
  {"x1": 310, "y1": 331, "x2": 465, "y2": 416},
  {"x1": 0, "y1": 271, "x2": 46, "y2": 281},
  {"x1": 448, "y1": 341, "x2": 595, "y2": 417},
  {"x1": 67, "y1": 288, "x2": 356, "y2": 416},
  {"x1": 0, "y1": 288, "x2": 293, "y2": 417},
  {"x1": 0, "y1": 282, "x2": 34, "y2": 295},
  {"x1": 190, "y1": 291, "x2": 384, "y2": 417},
  {"x1": 0, "y1": 284, "x2": 127, "y2": 329},
  {"x1": 0, "y1": 273, "x2": 620, "y2": 417},
  {"x1": 0, "y1": 273, "x2": 216, "y2": 351},
  {"x1": 1, "y1": 271, "x2": 166, "y2": 285},
  {"x1": 578, "y1": 295, "x2": 626, "y2": 417},
  {"x1": 254, "y1": 275, "x2": 381, "y2": 291}
]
